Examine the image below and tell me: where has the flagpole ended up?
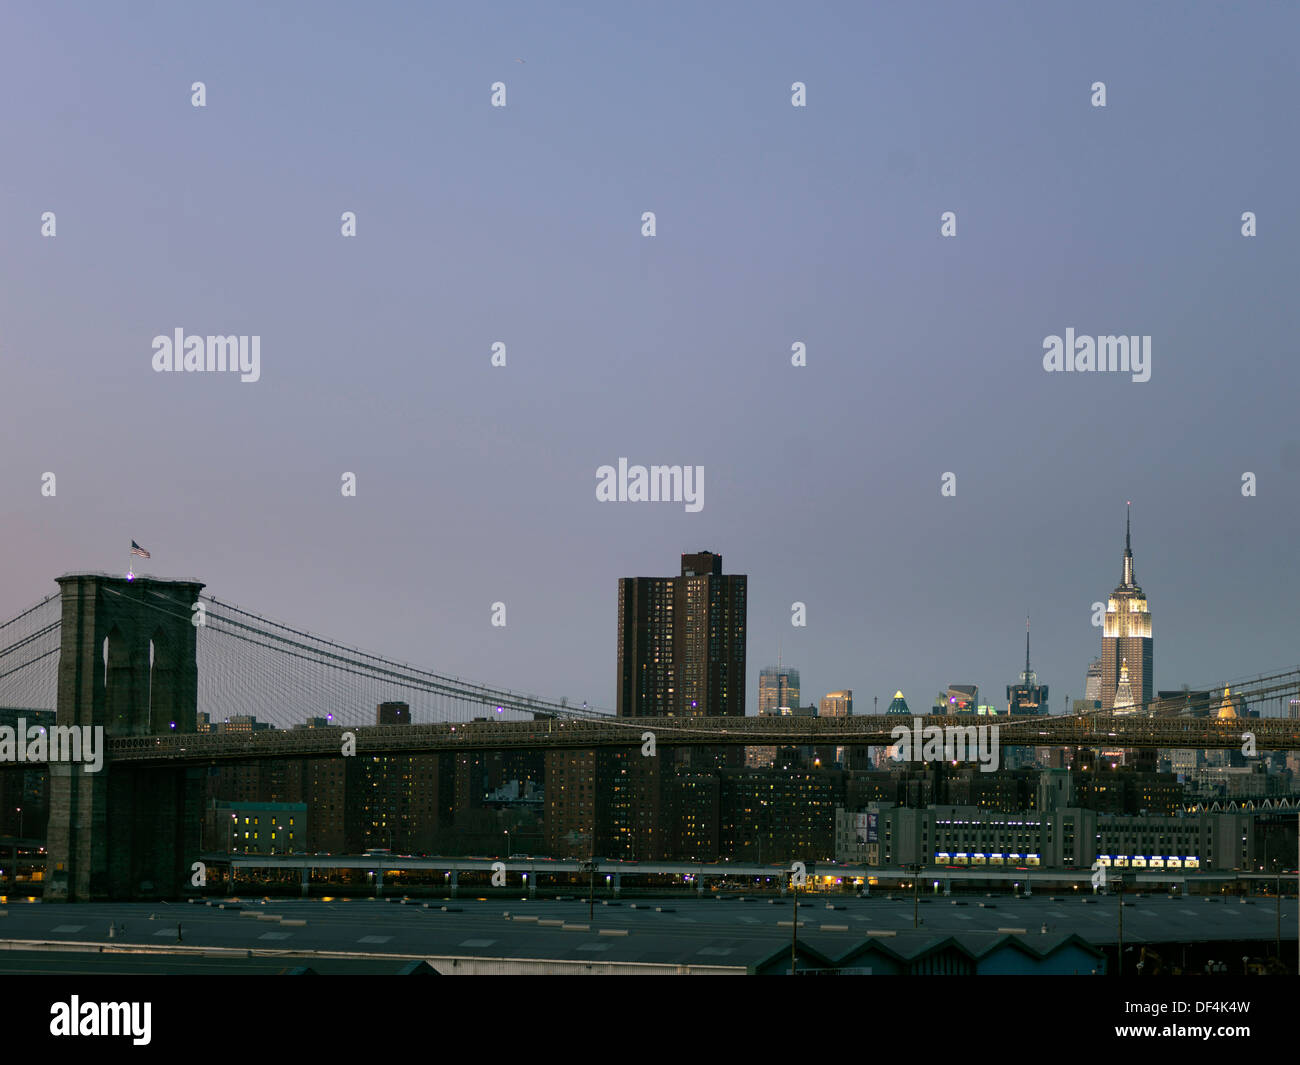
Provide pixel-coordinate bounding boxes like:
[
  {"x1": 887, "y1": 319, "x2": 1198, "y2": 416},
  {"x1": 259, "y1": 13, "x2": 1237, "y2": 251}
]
[{"x1": 127, "y1": 540, "x2": 150, "y2": 579}]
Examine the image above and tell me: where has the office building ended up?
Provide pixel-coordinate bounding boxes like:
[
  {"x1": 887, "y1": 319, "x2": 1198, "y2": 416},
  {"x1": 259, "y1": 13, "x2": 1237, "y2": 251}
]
[
  {"x1": 210, "y1": 714, "x2": 270, "y2": 732},
  {"x1": 885, "y1": 691, "x2": 912, "y2": 715},
  {"x1": 847, "y1": 803, "x2": 1251, "y2": 873},
  {"x1": 1085, "y1": 658, "x2": 1103, "y2": 705},
  {"x1": 1101, "y1": 506, "x2": 1153, "y2": 713},
  {"x1": 1006, "y1": 618, "x2": 1048, "y2": 714},
  {"x1": 758, "y1": 665, "x2": 800, "y2": 715},
  {"x1": 748, "y1": 664, "x2": 798, "y2": 768},
  {"x1": 950, "y1": 685, "x2": 979, "y2": 712},
  {"x1": 818, "y1": 690, "x2": 854, "y2": 768},
  {"x1": 820, "y1": 690, "x2": 853, "y2": 718}
]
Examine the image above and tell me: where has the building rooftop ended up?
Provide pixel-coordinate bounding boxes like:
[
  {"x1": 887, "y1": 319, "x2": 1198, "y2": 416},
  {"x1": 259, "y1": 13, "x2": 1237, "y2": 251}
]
[{"x1": 0, "y1": 894, "x2": 1288, "y2": 974}]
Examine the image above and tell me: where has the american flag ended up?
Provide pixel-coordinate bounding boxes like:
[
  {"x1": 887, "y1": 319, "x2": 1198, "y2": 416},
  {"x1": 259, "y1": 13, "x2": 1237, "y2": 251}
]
[{"x1": 130, "y1": 540, "x2": 151, "y2": 559}]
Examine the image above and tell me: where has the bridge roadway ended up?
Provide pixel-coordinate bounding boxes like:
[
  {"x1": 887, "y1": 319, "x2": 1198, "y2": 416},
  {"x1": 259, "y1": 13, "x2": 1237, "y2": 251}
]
[
  {"x1": 105, "y1": 713, "x2": 1300, "y2": 764},
  {"x1": 207, "y1": 853, "x2": 1298, "y2": 896}
]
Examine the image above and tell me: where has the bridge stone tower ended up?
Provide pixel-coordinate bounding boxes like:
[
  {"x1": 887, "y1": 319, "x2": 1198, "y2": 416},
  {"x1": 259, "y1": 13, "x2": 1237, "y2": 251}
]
[{"x1": 45, "y1": 573, "x2": 206, "y2": 902}]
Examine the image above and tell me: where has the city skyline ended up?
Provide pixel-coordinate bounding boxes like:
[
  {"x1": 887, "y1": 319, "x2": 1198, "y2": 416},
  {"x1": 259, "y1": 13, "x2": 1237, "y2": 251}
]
[
  {"x1": 3, "y1": 0, "x2": 1300, "y2": 1007},
  {"x1": 3, "y1": 1, "x2": 1298, "y2": 724},
  {"x1": 4, "y1": 502, "x2": 1297, "y2": 723}
]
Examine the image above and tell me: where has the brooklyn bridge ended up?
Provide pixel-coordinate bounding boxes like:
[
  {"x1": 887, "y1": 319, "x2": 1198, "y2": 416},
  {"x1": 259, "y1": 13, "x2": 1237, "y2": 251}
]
[{"x1": 2, "y1": 573, "x2": 1298, "y2": 901}]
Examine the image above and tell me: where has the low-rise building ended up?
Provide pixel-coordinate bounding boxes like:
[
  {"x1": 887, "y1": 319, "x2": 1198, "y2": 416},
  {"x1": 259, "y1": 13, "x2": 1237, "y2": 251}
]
[
  {"x1": 208, "y1": 799, "x2": 306, "y2": 854},
  {"x1": 835, "y1": 802, "x2": 1256, "y2": 873}
]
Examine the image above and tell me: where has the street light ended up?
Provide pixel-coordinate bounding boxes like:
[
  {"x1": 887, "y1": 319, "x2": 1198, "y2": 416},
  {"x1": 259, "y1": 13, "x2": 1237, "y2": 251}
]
[
  {"x1": 1273, "y1": 857, "x2": 1281, "y2": 961},
  {"x1": 1117, "y1": 874, "x2": 1126, "y2": 976},
  {"x1": 790, "y1": 873, "x2": 799, "y2": 975},
  {"x1": 580, "y1": 858, "x2": 596, "y2": 921}
]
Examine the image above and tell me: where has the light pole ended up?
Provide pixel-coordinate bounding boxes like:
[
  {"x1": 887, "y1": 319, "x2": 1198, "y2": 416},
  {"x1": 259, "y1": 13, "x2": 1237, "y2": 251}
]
[
  {"x1": 912, "y1": 864, "x2": 921, "y2": 929},
  {"x1": 504, "y1": 829, "x2": 511, "y2": 859},
  {"x1": 579, "y1": 858, "x2": 596, "y2": 921},
  {"x1": 1117, "y1": 874, "x2": 1125, "y2": 977},
  {"x1": 790, "y1": 868, "x2": 799, "y2": 975},
  {"x1": 587, "y1": 770, "x2": 597, "y2": 920},
  {"x1": 11, "y1": 806, "x2": 19, "y2": 894},
  {"x1": 1274, "y1": 858, "x2": 1281, "y2": 962}
]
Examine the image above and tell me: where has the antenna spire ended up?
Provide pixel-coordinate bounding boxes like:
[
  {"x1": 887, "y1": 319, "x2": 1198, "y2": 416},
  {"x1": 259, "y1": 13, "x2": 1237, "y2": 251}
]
[{"x1": 1121, "y1": 502, "x2": 1135, "y2": 586}]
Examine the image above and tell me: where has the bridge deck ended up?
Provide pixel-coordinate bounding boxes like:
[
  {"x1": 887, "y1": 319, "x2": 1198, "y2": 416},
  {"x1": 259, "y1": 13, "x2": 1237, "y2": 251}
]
[{"x1": 98, "y1": 714, "x2": 1300, "y2": 764}]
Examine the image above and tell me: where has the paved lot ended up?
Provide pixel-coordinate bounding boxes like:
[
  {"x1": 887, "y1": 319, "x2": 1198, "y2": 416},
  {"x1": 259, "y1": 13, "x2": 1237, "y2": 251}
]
[{"x1": 0, "y1": 892, "x2": 1291, "y2": 973}]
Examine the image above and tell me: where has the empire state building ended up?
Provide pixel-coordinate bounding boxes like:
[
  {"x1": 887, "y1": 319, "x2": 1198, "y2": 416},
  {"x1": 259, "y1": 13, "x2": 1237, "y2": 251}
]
[{"x1": 1101, "y1": 505, "x2": 1153, "y2": 713}]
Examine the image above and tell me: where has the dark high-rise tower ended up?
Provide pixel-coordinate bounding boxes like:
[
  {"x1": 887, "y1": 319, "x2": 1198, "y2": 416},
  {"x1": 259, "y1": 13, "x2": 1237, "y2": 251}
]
[
  {"x1": 617, "y1": 551, "x2": 746, "y2": 718},
  {"x1": 1007, "y1": 617, "x2": 1048, "y2": 714},
  {"x1": 1101, "y1": 505, "x2": 1153, "y2": 713}
]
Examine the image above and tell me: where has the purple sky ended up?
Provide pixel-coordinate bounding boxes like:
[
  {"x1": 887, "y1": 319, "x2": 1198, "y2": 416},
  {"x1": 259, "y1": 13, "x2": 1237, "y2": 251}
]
[{"x1": 2, "y1": 1, "x2": 1298, "y2": 718}]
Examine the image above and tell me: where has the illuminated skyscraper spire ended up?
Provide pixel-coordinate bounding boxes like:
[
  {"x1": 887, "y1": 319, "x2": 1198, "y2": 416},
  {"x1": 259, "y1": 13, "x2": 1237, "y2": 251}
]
[
  {"x1": 1101, "y1": 504, "x2": 1152, "y2": 714},
  {"x1": 1122, "y1": 502, "x2": 1135, "y2": 587}
]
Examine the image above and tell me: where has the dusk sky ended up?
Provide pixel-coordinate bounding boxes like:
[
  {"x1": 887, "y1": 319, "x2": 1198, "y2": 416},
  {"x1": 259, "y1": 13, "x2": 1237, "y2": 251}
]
[{"x1": 2, "y1": 1, "x2": 1297, "y2": 719}]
